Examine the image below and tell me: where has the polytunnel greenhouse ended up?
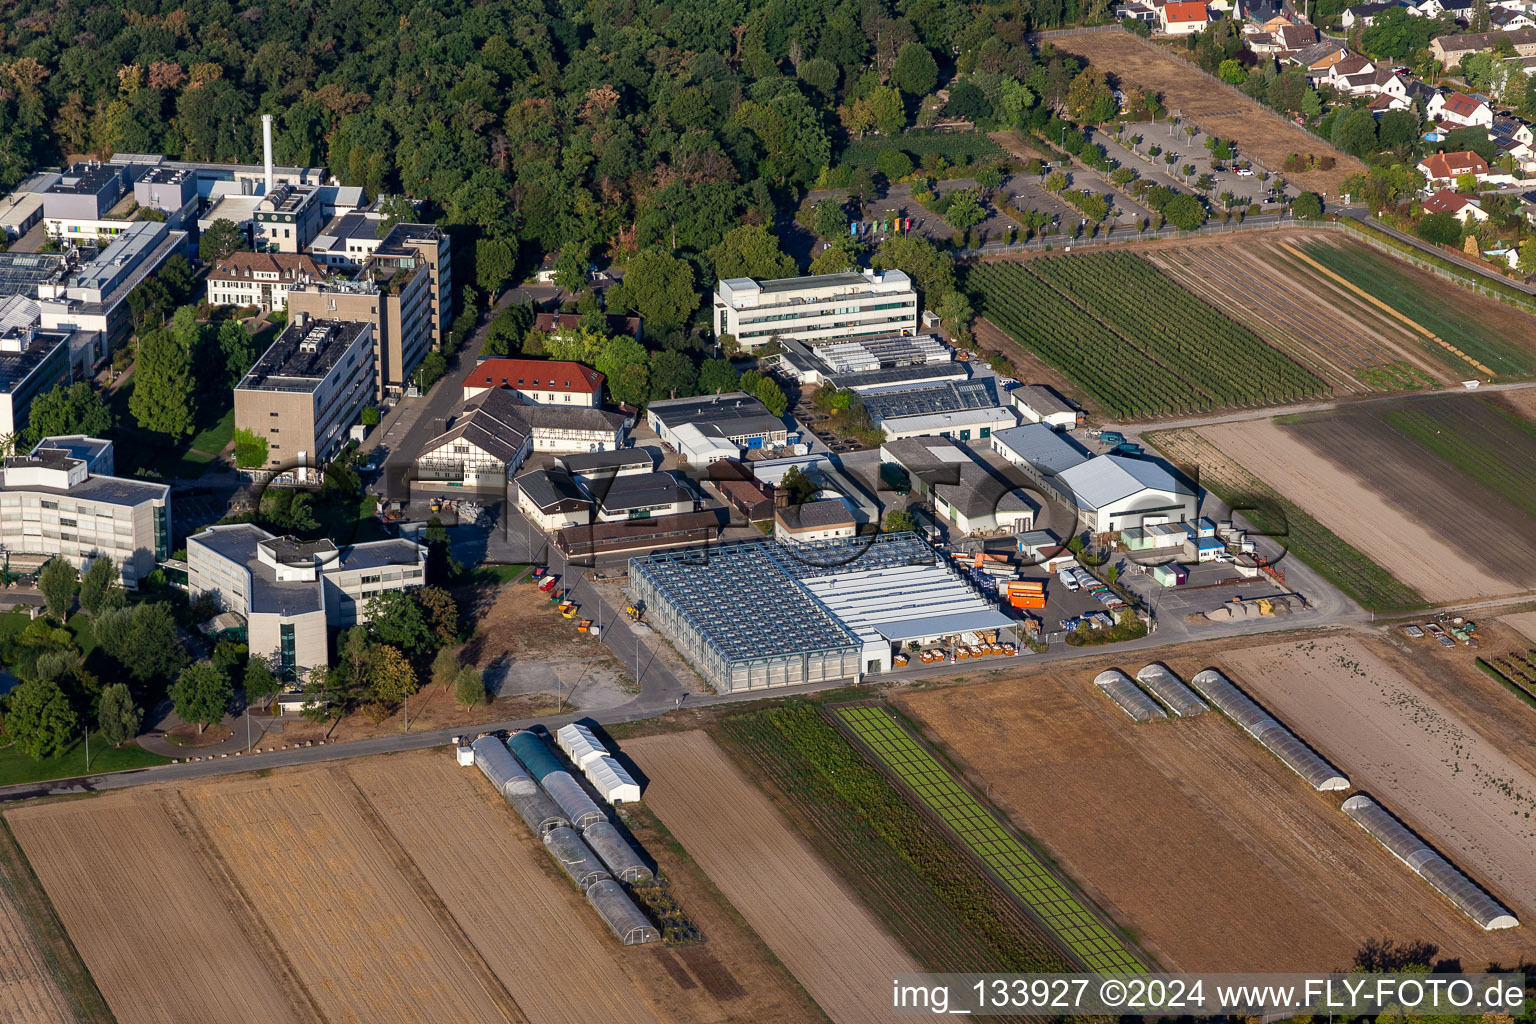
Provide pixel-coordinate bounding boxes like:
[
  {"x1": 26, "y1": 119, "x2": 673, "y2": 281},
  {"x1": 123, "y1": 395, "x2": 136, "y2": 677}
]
[
  {"x1": 1191, "y1": 669, "x2": 1349, "y2": 791},
  {"x1": 1135, "y1": 663, "x2": 1209, "y2": 717},
  {"x1": 1093, "y1": 669, "x2": 1167, "y2": 722}
]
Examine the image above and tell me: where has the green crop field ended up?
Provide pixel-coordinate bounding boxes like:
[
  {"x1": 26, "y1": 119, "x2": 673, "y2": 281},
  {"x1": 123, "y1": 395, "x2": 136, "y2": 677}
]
[
  {"x1": 836, "y1": 704, "x2": 1147, "y2": 974},
  {"x1": 838, "y1": 130, "x2": 1002, "y2": 171},
  {"x1": 1028, "y1": 253, "x2": 1326, "y2": 407},
  {"x1": 968, "y1": 262, "x2": 1209, "y2": 417},
  {"x1": 716, "y1": 703, "x2": 1068, "y2": 973},
  {"x1": 968, "y1": 256, "x2": 1325, "y2": 418},
  {"x1": 1300, "y1": 241, "x2": 1536, "y2": 379},
  {"x1": 1381, "y1": 398, "x2": 1536, "y2": 520}
]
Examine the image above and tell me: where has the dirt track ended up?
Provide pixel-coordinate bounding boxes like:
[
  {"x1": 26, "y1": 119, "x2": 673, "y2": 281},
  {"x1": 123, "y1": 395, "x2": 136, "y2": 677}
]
[
  {"x1": 1199, "y1": 417, "x2": 1529, "y2": 601},
  {"x1": 0, "y1": 883, "x2": 74, "y2": 1024},
  {"x1": 625, "y1": 730, "x2": 919, "y2": 1024},
  {"x1": 1050, "y1": 32, "x2": 1364, "y2": 194},
  {"x1": 6, "y1": 794, "x2": 302, "y2": 1024},
  {"x1": 899, "y1": 667, "x2": 1532, "y2": 972},
  {"x1": 1223, "y1": 638, "x2": 1536, "y2": 921}
]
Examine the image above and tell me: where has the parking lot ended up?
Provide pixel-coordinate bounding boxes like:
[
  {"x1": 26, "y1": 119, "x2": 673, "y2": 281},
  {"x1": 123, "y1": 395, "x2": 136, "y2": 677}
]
[{"x1": 1107, "y1": 121, "x2": 1294, "y2": 208}]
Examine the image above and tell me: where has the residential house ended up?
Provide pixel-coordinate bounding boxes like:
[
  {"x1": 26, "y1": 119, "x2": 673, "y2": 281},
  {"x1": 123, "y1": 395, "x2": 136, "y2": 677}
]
[
  {"x1": 1342, "y1": 0, "x2": 1408, "y2": 28},
  {"x1": 462, "y1": 358, "x2": 605, "y2": 406},
  {"x1": 1417, "y1": 150, "x2": 1492, "y2": 184},
  {"x1": 1431, "y1": 27, "x2": 1536, "y2": 64},
  {"x1": 1420, "y1": 189, "x2": 1489, "y2": 222},
  {"x1": 1291, "y1": 40, "x2": 1352, "y2": 74},
  {"x1": 1237, "y1": 0, "x2": 1295, "y2": 26},
  {"x1": 1426, "y1": 90, "x2": 1495, "y2": 127},
  {"x1": 207, "y1": 252, "x2": 333, "y2": 311},
  {"x1": 533, "y1": 312, "x2": 642, "y2": 342},
  {"x1": 1114, "y1": 1, "x2": 1159, "y2": 19},
  {"x1": 1325, "y1": 53, "x2": 1378, "y2": 89},
  {"x1": 1492, "y1": 7, "x2": 1536, "y2": 29},
  {"x1": 1160, "y1": 1, "x2": 1211, "y2": 33}
]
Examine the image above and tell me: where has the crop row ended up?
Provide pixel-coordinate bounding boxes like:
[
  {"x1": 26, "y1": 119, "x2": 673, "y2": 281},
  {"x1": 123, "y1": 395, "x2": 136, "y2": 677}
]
[
  {"x1": 1028, "y1": 252, "x2": 1326, "y2": 406},
  {"x1": 1300, "y1": 242, "x2": 1536, "y2": 379},
  {"x1": 968, "y1": 262, "x2": 1210, "y2": 418},
  {"x1": 1381, "y1": 402, "x2": 1536, "y2": 520},
  {"x1": 836, "y1": 704, "x2": 1147, "y2": 974},
  {"x1": 716, "y1": 704, "x2": 1067, "y2": 972}
]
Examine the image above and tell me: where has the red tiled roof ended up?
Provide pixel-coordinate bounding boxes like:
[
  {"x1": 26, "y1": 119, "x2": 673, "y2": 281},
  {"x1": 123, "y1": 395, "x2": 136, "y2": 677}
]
[
  {"x1": 1418, "y1": 151, "x2": 1490, "y2": 179},
  {"x1": 1441, "y1": 91, "x2": 1487, "y2": 117},
  {"x1": 1421, "y1": 190, "x2": 1480, "y2": 215},
  {"x1": 1164, "y1": 1, "x2": 1209, "y2": 20},
  {"x1": 466, "y1": 358, "x2": 605, "y2": 394}
]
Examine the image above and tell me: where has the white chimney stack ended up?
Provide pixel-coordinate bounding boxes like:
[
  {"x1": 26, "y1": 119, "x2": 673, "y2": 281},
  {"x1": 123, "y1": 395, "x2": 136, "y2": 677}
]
[{"x1": 262, "y1": 114, "x2": 274, "y2": 194}]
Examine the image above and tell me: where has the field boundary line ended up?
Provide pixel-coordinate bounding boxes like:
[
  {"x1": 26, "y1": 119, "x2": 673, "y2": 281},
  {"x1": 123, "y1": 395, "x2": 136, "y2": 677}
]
[
  {"x1": 160, "y1": 792, "x2": 329, "y2": 1024},
  {"x1": 1276, "y1": 242, "x2": 1497, "y2": 378},
  {"x1": 827, "y1": 700, "x2": 1152, "y2": 974},
  {"x1": 336, "y1": 766, "x2": 528, "y2": 1024}
]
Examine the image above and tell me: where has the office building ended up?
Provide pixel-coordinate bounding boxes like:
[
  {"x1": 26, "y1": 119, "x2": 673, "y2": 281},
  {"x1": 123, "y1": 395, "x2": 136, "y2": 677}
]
[
  {"x1": 286, "y1": 268, "x2": 429, "y2": 402},
  {"x1": 33, "y1": 220, "x2": 185, "y2": 354},
  {"x1": 41, "y1": 161, "x2": 133, "y2": 241},
  {"x1": 0, "y1": 437, "x2": 169, "y2": 586},
  {"x1": 252, "y1": 183, "x2": 324, "y2": 253},
  {"x1": 309, "y1": 218, "x2": 453, "y2": 347},
  {"x1": 713, "y1": 269, "x2": 918, "y2": 349},
  {"x1": 187, "y1": 523, "x2": 426, "y2": 679},
  {"x1": 0, "y1": 295, "x2": 73, "y2": 437},
  {"x1": 207, "y1": 252, "x2": 333, "y2": 311},
  {"x1": 234, "y1": 316, "x2": 375, "y2": 481}
]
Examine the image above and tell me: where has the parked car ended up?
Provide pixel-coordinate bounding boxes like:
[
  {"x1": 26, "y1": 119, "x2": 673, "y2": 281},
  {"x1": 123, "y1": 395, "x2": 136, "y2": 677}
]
[
  {"x1": 1058, "y1": 570, "x2": 1080, "y2": 592},
  {"x1": 1236, "y1": 168, "x2": 1254, "y2": 177}
]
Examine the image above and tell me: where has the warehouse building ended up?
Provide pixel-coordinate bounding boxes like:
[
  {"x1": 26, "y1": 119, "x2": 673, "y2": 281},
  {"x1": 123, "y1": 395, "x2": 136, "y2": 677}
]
[
  {"x1": 768, "y1": 334, "x2": 952, "y2": 386},
  {"x1": 628, "y1": 534, "x2": 1012, "y2": 691},
  {"x1": 881, "y1": 436, "x2": 1038, "y2": 536},
  {"x1": 647, "y1": 392, "x2": 788, "y2": 461},
  {"x1": 1011, "y1": 384, "x2": 1081, "y2": 429},
  {"x1": 991, "y1": 423, "x2": 1090, "y2": 489},
  {"x1": 774, "y1": 498, "x2": 857, "y2": 544},
  {"x1": 712, "y1": 269, "x2": 918, "y2": 349},
  {"x1": 862, "y1": 377, "x2": 1017, "y2": 441},
  {"x1": 1053, "y1": 454, "x2": 1197, "y2": 534}
]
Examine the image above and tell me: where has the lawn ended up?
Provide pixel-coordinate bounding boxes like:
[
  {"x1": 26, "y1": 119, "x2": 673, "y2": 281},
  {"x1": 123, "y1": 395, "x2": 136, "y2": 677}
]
[
  {"x1": 470, "y1": 563, "x2": 531, "y2": 585},
  {"x1": 837, "y1": 129, "x2": 1003, "y2": 172},
  {"x1": 0, "y1": 731, "x2": 171, "y2": 787},
  {"x1": 105, "y1": 374, "x2": 234, "y2": 480}
]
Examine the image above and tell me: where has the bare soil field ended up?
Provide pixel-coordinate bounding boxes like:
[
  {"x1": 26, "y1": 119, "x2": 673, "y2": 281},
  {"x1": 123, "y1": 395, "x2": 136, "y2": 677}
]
[
  {"x1": 1148, "y1": 239, "x2": 1448, "y2": 394},
  {"x1": 625, "y1": 730, "x2": 919, "y2": 1024},
  {"x1": 1223, "y1": 637, "x2": 1536, "y2": 922},
  {"x1": 1049, "y1": 32, "x2": 1364, "y2": 193},
  {"x1": 897, "y1": 667, "x2": 1531, "y2": 972},
  {"x1": 1500, "y1": 610, "x2": 1536, "y2": 642},
  {"x1": 1200, "y1": 406, "x2": 1536, "y2": 601},
  {"x1": 6, "y1": 794, "x2": 303, "y2": 1024},
  {"x1": 182, "y1": 767, "x2": 523, "y2": 1023},
  {"x1": 349, "y1": 751, "x2": 819, "y2": 1024},
  {"x1": 0, "y1": 875, "x2": 75, "y2": 1024}
]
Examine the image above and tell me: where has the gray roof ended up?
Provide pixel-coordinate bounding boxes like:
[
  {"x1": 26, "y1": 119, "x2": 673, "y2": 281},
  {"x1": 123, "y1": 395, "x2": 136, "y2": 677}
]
[
  {"x1": 776, "y1": 498, "x2": 855, "y2": 531},
  {"x1": 648, "y1": 392, "x2": 782, "y2": 434},
  {"x1": 239, "y1": 319, "x2": 369, "y2": 393},
  {"x1": 191, "y1": 524, "x2": 322, "y2": 616},
  {"x1": 827, "y1": 362, "x2": 968, "y2": 391},
  {"x1": 1055, "y1": 454, "x2": 1194, "y2": 510},
  {"x1": 555, "y1": 448, "x2": 653, "y2": 475},
  {"x1": 992, "y1": 423, "x2": 1090, "y2": 476},
  {"x1": 1012, "y1": 384, "x2": 1075, "y2": 417},
  {"x1": 422, "y1": 387, "x2": 530, "y2": 463},
  {"x1": 587, "y1": 471, "x2": 693, "y2": 513},
  {"x1": 338, "y1": 539, "x2": 425, "y2": 572},
  {"x1": 861, "y1": 378, "x2": 1001, "y2": 423},
  {"x1": 881, "y1": 436, "x2": 1028, "y2": 520},
  {"x1": 516, "y1": 468, "x2": 592, "y2": 514},
  {"x1": 517, "y1": 404, "x2": 630, "y2": 432}
]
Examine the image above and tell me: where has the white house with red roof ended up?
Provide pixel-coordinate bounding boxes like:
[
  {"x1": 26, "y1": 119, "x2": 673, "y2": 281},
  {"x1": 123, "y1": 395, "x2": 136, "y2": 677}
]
[
  {"x1": 1160, "y1": 1, "x2": 1210, "y2": 33},
  {"x1": 1426, "y1": 91, "x2": 1494, "y2": 128},
  {"x1": 1419, "y1": 190, "x2": 1488, "y2": 223},
  {"x1": 463, "y1": 358, "x2": 605, "y2": 406},
  {"x1": 1416, "y1": 150, "x2": 1492, "y2": 186}
]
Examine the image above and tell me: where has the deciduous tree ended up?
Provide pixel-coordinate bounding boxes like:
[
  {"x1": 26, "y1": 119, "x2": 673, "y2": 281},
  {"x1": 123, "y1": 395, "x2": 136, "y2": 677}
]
[
  {"x1": 24, "y1": 382, "x2": 111, "y2": 446},
  {"x1": 171, "y1": 661, "x2": 231, "y2": 733},
  {"x1": 37, "y1": 556, "x2": 77, "y2": 620},
  {"x1": 4, "y1": 678, "x2": 77, "y2": 758},
  {"x1": 97, "y1": 683, "x2": 142, "y2": 746},
  {"x1": 130, "y1": 329, "x2": 196, "y2": 439},
  {"x1": 78, "y1": 555, "x2": 119, "y2": 615},
  {"x1": 706, "y1": 224, "x2": 796, "y2": 282}
]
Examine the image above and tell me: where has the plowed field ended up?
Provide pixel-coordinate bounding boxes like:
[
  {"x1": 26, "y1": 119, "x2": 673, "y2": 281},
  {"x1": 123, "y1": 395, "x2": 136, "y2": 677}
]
[
  {"x1": 625, "y1": 730, "x2": 919, "y2": 1024},
  {"x1": 899, "y1": 665, "x2": 1535, "y2": 970},
  {"x1": 0, "y1": 876, "x2": 75, "y2": 1024}
]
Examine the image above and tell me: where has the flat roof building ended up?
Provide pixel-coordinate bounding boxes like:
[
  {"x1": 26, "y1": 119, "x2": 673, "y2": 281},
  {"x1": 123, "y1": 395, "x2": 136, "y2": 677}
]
[
  {"x1": 647, "y1": 392, "x2": 788, "y2": 458},
  {"x1": 234, "y1": 316, "x2": 375, "y2": 481},
  {"x1": 308, "y1": 218, "x2": 453, "y2": 348},
  {"x1": 286, "y1": 269, "x2": 430, "y2": 402},
  {"x1": 253, "y1": 183, "x2": 324, "y2": 254},
  {"x1": 188, "y1": 523, "x2": 426, "y2": 680},
  {"x1": 881, "y1": 436, "x2": 1038, "y2": 537},
  {"x1": 43, "y1": 161, "x2": 130, "y2": 222},
  {"x1": 33, "y1": 220, "x2": 185, "y2": 355},
  {"x1": 862, "y1": 377, "x2": 1016, "y2": 441},
  {"x1": 0, "y1": 295, "x2": 73, "y2": 438},
  {"x1": 713, "y1": 269, "x2": 918, "y2": 349},
  {"x1": 0, "y1": 192, "x2": 45, "y2": 241},
  {"x1": 991, "y1": 422, "x2": 1091, "y2": 490},
  {"x1": 0, "y1": 437, "x2": 169, "y2": 585}
]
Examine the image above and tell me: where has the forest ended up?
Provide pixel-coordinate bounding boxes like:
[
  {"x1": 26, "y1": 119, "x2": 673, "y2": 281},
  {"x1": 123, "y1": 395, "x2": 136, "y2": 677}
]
[{"x1": 0, "y1": 0, "x2": 1099, "y2": 315}]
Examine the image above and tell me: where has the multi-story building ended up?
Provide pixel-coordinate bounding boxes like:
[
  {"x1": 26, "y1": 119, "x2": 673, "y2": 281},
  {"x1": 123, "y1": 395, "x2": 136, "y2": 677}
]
[
  {"x1": 252, "y1": 184, "x2": 325, "y2": 254},
  {"x1": 713, "y1": 269, "x2": 918, "y2": 349},
  {"x1": 309, "y1": 218, "x2": 453, "y2": 347},
  {"x1": 32, "y1": 220, "x2": 185, "y2": 355},
  {"x1": 207, "y1": 253, "x2": 333, "y2": 311},
  {"x1": 0, "y1": 436, "x2": 170, "y2": 586},
  {"x1": 41, "y1": 161, "x2": 133, "y2": 242},
  {"x1": 234, "y1": 316, "x2": 375, "y2": 481},
  {"x1": 0, "y1": 192, "x2": 45, "y2": 242},
  {"x1": 0, "y1": 296, "x2": 73, "y2": 437},
  {"x1": 286, "y1": 255, "x2": 433, "y2": 401},
  {"x1": 462, "y1": 358, "x2": 604, "y2": 405},
  {"x1": 187, "y1": 523, "x2": 426, "y2": 679},
  {"x1": 131, "y1": 167, "x2": 198, "y2": 229}
]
